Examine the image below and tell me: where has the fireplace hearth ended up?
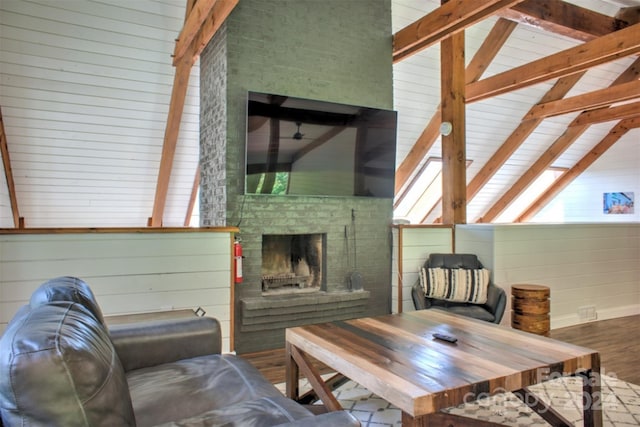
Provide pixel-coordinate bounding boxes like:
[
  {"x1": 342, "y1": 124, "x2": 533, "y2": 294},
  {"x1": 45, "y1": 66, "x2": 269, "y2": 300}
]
[{"x1": 261, "y1": 233, "x2": 324, "y2": 294}]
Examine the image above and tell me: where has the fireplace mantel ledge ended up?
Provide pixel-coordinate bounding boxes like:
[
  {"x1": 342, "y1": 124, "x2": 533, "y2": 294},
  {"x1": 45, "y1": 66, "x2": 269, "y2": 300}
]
[{"x1": 241, "y1": 290, "x2": 369, "y2": 310}]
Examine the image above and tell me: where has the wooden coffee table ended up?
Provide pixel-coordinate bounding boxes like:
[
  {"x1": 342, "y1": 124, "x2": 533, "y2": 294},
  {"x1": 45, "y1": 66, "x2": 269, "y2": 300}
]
[{"x1": 285, "y1": 310, "x2": 602, "y2": 427}]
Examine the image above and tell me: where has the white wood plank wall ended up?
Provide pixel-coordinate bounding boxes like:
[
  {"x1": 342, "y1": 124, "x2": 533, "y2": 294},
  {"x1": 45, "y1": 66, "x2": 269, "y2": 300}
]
[
  {"x1": 0, "y1": 230, "x2": 233, "y2": 352},
  {"x1": 456, "y1": 224, "x2": 640, "y2": 328},
  {"x1": 534, "y1": 136, "x2": 640, "y2": 223},
  {"x1": 394, "y1": 224, "x2": 639, "y2": 328},
  {"x1": 0, "y1": 0, "x2": 199, "y2": 227},
  {"x1": 392, "y1": 226, "x2": 452, "y2": 313}
]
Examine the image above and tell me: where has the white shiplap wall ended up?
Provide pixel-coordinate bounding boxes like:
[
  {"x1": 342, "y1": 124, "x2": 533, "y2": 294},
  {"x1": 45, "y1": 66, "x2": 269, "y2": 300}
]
[
  {"x1": 456, "y1": 223, "x2": 640, "y2": 328},
  {"x1": 1, "y1": 0, "x2": 637, "y2": 228},
  {"x1": 0, "y1": 229, "x2": 233, "y2": 351},
  {"x1": 391, "y1": 226, "x2": 452, "y2": 313},
  {"x1": 0, "y1": 0, "x2": 199, "y2": 227},
  {"x1": 534, "y1": 134, "x2": 640, "y2": 223},
  {"x1": 393, "y1": 223, "x2": 640, "y2": 328}
]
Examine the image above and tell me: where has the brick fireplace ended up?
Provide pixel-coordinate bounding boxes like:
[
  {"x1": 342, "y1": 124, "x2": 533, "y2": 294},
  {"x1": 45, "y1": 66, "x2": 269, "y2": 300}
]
[{"x1": 198, "y1": 0, "x2": 394, "y2": 353}]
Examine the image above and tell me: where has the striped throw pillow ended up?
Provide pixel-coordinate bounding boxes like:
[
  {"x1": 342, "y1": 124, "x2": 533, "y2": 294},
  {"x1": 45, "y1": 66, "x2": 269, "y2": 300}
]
[{"x1": 419, "y1": 267, "x2": 490, "y2": 304}]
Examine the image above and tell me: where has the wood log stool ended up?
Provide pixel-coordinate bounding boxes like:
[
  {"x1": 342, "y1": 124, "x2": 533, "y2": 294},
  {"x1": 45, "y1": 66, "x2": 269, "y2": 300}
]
[{"x1": 511, "y1": 284, "x2": 550, "y2": 336}]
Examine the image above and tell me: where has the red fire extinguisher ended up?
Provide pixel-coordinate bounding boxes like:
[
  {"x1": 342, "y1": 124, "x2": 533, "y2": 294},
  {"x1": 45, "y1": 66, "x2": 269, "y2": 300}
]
[{"x1": 234, "y1": 239, "x2": 243, "y2": 283}]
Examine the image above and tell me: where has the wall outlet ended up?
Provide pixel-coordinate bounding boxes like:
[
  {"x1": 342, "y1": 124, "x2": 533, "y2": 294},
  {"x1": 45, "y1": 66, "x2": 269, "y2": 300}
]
[{"x1": 577, "y1": 305, "x2": 597, "y2": 321}]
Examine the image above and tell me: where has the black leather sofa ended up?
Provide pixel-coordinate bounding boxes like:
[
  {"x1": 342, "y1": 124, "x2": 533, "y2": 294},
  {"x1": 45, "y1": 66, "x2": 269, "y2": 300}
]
[
  {"x1": 411, "y1": 253, "x2": 507, "y2": 324},
  {"x1": 0, "y1": 277, "x2": 360, "y2": 427}
]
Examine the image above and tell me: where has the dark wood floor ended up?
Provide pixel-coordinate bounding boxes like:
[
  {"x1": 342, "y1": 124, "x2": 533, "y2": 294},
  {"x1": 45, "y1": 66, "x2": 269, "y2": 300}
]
[
  {"x1": 549, "y1": 314, "x2": 639, "y2": 385},
  {"x1": 242, "y1": 315, "x2": 640, "y2": 385}
]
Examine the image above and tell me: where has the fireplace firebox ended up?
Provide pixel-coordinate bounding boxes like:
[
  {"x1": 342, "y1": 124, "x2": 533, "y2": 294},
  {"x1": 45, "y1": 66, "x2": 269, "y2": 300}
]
[{"x1": 261, "y1": 233, "x2": 325, "y2": 294}]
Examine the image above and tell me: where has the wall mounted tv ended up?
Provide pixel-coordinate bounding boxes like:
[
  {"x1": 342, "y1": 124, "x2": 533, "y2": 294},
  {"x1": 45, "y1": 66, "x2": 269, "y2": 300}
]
[{"x1": 245, "y1": 91, "x2": 397, "y2": 198}]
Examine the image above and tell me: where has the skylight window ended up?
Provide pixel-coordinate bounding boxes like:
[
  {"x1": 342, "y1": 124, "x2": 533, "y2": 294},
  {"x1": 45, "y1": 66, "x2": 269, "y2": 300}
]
[
  {"x1": 494, "y1": 168, "x2": 567, "y2": 223},
  {"x1": 394, "y1": 158, "x2": 444, "y2": 224}
]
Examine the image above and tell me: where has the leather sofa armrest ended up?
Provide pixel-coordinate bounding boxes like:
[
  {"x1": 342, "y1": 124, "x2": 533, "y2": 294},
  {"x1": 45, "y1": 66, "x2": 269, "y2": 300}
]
[
  {"x1": 274, "y1": 411, "x2": 361, "y2": 427},
  {"x1": 109, "y1": 316, "x2": 222, "y2": 371}
]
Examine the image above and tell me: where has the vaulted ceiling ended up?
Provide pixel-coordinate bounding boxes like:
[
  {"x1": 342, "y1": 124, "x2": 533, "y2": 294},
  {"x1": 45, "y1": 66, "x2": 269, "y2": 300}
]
[
  {"x1": 0, "y1": 0, "x2": 638, "y2": 228},
  {"x1": 392, "y1": 0, "x2": 640, "y2": 224}
]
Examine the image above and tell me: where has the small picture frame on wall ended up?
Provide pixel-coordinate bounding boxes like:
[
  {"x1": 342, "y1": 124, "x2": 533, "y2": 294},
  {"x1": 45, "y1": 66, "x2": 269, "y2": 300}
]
[{"x1": 603, "y1": 192, "x2": 634, "y2": 214}]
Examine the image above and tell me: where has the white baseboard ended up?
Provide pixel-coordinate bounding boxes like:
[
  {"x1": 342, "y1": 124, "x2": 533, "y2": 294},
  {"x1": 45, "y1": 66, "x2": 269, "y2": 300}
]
[{"x1": 551, "y1": 304, "x2": 640, "y2": 330}]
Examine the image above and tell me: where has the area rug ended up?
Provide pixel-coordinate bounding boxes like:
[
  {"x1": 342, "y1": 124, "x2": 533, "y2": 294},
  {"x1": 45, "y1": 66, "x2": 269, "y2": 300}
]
[{"x1": 276, "y1": 374, "x2": 640, "y2": 426}]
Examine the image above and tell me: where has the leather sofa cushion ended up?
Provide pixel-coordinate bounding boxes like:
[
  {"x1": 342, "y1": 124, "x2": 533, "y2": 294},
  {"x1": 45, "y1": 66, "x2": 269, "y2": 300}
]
[
  {"x1": 29, "y1": 276, "x2": 105, "y2": 325},
  {"x1": 153, "y1": 396, "x2": 315, "y2": 427},
  {"x1": 127, "y1": 354, "x2": 294, "y2": 426},
  {"x1": 0, "y1": 302, "x2": 135, "y2": 426},
  {"x1": 110, "y1": 317, "x2": 222, "y2": 371}
]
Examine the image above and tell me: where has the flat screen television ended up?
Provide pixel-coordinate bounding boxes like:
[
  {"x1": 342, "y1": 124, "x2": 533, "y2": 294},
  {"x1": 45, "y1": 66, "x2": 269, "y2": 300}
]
[{"x1": 245, "y1": 91, "x2": 397, "y2": 198}]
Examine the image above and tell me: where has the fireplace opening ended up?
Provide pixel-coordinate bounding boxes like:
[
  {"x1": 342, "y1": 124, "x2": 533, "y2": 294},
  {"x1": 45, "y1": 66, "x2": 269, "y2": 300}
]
[{"x1": 261, "y1": 233, "x2": 325, "y2": 294}]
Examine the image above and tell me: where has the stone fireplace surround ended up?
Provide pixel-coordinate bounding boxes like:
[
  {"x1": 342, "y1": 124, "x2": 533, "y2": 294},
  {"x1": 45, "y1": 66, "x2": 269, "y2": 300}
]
[
  {"x1": 237, "y1": 214, "x2": 371, "y2": 344},
  {"x1": 230, "y1": 198, "x2": 387, "y2": 353}
]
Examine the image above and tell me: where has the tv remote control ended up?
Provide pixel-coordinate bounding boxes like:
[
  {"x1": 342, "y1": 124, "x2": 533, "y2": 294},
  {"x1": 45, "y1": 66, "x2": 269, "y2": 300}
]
[{"x1": 432, "y1": 333, "x2": 458, "y2": 343}]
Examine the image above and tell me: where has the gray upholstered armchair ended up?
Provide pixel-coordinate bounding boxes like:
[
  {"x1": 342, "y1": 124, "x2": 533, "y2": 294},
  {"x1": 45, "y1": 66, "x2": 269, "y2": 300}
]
[{"x1": 411, "y1": 253, "x2": 506, "y2": 324}]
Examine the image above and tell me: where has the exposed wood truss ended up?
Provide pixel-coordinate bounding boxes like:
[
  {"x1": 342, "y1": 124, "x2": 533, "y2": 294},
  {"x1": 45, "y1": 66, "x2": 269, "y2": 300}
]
[
  {"x1": 394, "y1": 0, "x2": 638, "y2": 224},
  {"x1": 394, "y1": 18, "x2": 517, "y2": 195},
  {"x1": 0, "y1": 107, "x2": 21, "y2": 228},
  {"x1": 526, "y1": 80, "x2": 640, "y2": 119},
  {"x1": 570, "y1": 101, "x2": 640, "y2": 127},
  {"x1": 395, "y1": 0, "x2": 629, "y2": 200},
  {"x1": 518, "y1": 116, "x2": 640, "y2": 222},
  {"x1": 497, "y1": 0, "x2": 628, "y2": 42},
  {"x1": 466, "y1": 72, "x2": 585, "y2": 203},
  {"x1": 466, "y1": 22, "x2": 640, "y2": 103},
  {"x1": 440, "y1": 29, "x2": 466, "y2": 224},
  {"x1": 185, "y1": 164, "x2": 201, "y2": 226},
  {"x1": 479, "y1": 57, "x2": 640, "y2": 223},
  {"x1": 150, "y1": 0, "x2": 238, "y2": 227},
  {"x1": 392, "y1": 0, "x2": 525, "y2": 63}
]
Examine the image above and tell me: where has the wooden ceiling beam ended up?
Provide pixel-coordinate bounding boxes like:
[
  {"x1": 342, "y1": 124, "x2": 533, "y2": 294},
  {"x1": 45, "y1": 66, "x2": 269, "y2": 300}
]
[
  {"x1": 497, "y1": 0, "x2": 628, "y2": 42},
  {"x1": 466, "y1": 22, "x2": 640, "y2": 103},
  {"x1": 477, "y1": 124, "x2": 587, "y2": 223},
  {"x1": 0, "y1": 107, "x2": 21, "y2": 228},
  {"x1": 526, "y1": 80, "x2": 640, "y2": 119},
  {"x1": 184, "y1": 164, "x2": 200, "y2": 226},
  {"x1": 392, "y1": 0, "x2": 524, "y2": 63},
  {"x1": 616, "y1": 6, "x2": 640, "y2": 26},
  {"x1": 150, "y1": 50, "x2": 195, "y2": 227},
  {"x1": 173, "y1": 0, "x2": 219, "y2": 65},
  {"x1": 570, "y1": 101, "x2": 640, "y2": 127},
  {"x1": 466, "y1": 72, "x2": 585, "y2": 203},
  {"x1": 394, "y1": 19, "x2": 517, "y2": 195},
  {"x1": 476, "y1": 58, "x2": 640, "y2": 223},
  {"x1": 516, "y1": 117, "x2": 640, "y2": 222},
  {"x1": 189, "y1": 0, "x2": 238, "y2": 63},
  {"x1": 440, "y1": 29, "x2": 467, "y2": 225},
  {"x1": 151, "y1": 0, "x2": 238, "y2": 227}
]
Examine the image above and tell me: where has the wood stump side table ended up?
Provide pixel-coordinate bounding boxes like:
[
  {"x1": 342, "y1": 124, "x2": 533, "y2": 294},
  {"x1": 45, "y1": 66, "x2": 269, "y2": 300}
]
[{"x1": 511, "y1": 284, "x2": 550, "y2": 336}]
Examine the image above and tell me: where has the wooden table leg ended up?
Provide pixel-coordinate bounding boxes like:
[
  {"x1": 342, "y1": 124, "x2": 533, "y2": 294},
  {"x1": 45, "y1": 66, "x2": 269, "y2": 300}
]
[
  {"x1": 579, "y1": 369, "x2": 603, "y2": 427},
  {"x1": 285, "y1": 342, "x2": 343, "y2": 411},
  {"x1": 513, "y1": 387, "x2": 572, "y2": 427},
  {"x1": 285, "y1": 341, "x2": 299, "y2": 401}
]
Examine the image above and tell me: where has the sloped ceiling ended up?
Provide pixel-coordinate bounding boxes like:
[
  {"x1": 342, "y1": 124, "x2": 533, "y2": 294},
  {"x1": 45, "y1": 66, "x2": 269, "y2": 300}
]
[
  {"x1": 0, "y1": 0, "x2": 200, "y2": 228},
  {"x1": 0, "y1": 0, "x2": 638, "y2": 228},
  {"x1": 392, "y1": 0, "x2": 640, "y2": 224}
]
